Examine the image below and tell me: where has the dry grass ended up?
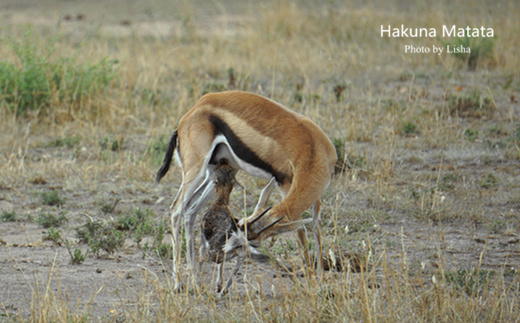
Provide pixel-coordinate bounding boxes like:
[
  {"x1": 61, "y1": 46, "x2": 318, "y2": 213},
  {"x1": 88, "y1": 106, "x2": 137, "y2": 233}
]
[{"x1": 1, "y1": 0, "x2": 520, "y2": 321}]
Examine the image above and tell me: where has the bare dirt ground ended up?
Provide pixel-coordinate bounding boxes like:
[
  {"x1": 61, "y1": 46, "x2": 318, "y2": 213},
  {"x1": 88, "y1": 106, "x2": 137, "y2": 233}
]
[{"x1": 1, "y1": 0, "x2": 519, "y2": 321}]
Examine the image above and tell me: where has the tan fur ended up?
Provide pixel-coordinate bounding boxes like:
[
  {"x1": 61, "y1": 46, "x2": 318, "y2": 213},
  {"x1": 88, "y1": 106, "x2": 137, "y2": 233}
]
[{"x1": 176, "y1": 91, "x2": 336, "y2": 231}]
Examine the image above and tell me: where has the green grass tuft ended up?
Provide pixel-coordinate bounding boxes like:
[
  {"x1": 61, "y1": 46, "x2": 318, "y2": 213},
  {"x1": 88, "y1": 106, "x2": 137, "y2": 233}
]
[{"x1": 0, "y1": 31, "x2": 117, "y2": 117}]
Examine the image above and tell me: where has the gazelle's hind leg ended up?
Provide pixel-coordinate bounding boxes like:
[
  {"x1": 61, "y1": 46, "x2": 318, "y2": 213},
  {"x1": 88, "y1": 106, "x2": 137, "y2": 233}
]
[
  {"x1": 170, "y1": 201, "x2": 184, "y2": 292},
  {"x1": 183, "y1": 169, "x2": 218, "y2": 288},
  {"x1": 169, "y1": 166, "x2": 216, "y2": 291}
]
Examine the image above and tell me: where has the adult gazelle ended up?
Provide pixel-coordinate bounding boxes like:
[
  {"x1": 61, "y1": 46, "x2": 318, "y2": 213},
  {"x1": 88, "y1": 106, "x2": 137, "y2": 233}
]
[{"x1": 156, "y1": 91, "x2": 337, "y2": 291}]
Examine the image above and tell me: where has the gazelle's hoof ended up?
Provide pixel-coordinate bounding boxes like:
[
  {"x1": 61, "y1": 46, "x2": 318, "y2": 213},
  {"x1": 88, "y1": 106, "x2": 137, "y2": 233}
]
[{"x1": 173, "y1": 283, "x2": 185, "y2": 293}]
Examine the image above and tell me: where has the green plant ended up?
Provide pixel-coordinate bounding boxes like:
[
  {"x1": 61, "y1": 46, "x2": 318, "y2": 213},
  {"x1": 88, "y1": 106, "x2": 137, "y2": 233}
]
[
  {"x1": 0, "y1": 210, "x2": 18, "y2": 222},
  {"x1": 100, "y1": 136, "x2": 124, "y2": 152},
  {"x1": 480, "y1": 173, "x2": 497, "y2": 189},
  {"x1": 76, "y1": 220, "x2": 125, "y2": 256},
  {"x1": 43, "y1": 227, "x2": 62, "y2": 245},
  {"x1": 155, "y1": 242, "x2": 173, "y2": 260},
  {"x1": 0, "y1": 32, "x2": 117, "y2": 117},
  {"x1": 489, "y1": 219, "x2": 507, "y2": 234},
  {"x1": 445, "y1": 269, "x2": 496, "y2": 296},
  {"x1": 441, "y1": 36, "x2": 495, "y2": 70},
  {"x1": 36, "y1": 212, "x2": 68, "y2": 228},
  {"x1": 92, "y1": 228, "x2": 124, "y2": 256},
  {"x1": 402, "y1": 121, "x2": 418, "y2": 135},
  {"x1": 146, "y1": 135, "x2": 169, "y2": 166},
  {"x1": 115, "y1": 208, "x2": 155, "y2": 247},
  {"x1": 440, "y1": 174, "x2": 458, "y2": 190},
  {"x1": 76, "y1": 220, "x2": 104, "y2": 243},
  {"x1": 40, "y1": 189, "x2": 65, "y2": 207},
  {"x1": 65, "y1": 239, "x2": 89, "y2": 265},
  {"x1": 486, "y1": 124, "x2": 505, "y2": 136},
  {"x1": 99, "y1": 199, "x2": 120, "y2": 214},
  {"x1": 464, "y1": 128, "x2": 479, "y2": 142},
  {"x1": 509, "y1": 124, "x2": 520, "y2": 144},
  {"x1": 48, "y1": 136, "x2": 80, "y2": 148},
  {"x1": 447, "y1": 90, "x2": 496, "y2": 118},
  {"x1": 332, "y1": 137, "x2": 346, "y2": 174},
  {"x1": 333, "y1": 84, "x2": 346, "y2": 102}
]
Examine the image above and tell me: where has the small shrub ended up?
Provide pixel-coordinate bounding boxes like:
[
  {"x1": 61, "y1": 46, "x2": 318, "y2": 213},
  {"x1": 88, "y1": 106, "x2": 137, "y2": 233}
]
[
  {"x1": 445, "y1": 269, "x2": 496, "y2": 296},
  {"x1": 40, "y1": 189, "x2": 65, "y2": 206},
  {"x1": 65, "y1": 239, "x2": 89, "y2": 265},
  {"x1": 0, "y1": 32, "x2": 117, "y2": 117},
  {"x1": 146, "y1": 135, "x2": 169, "y2": 166},
  {"x1": 0, "y1": 210, "x2": 18, "y2": 222},
  {"x1": 441, "y1": 36, "x2": 495, "y2": 70},
  {"x1": 116, "y1": 209, "x2": 157, "y2": 248},
  {"x1": 332, "y1": 137, "x2": 347, "y2": 174},
  {"x1": 487, "y1": 124, "x2": 505, "y2": 136},
  {"x1": 48, "y1": 136, "x2": 80, "y2": 148},
  {"x1": 480, "y1": 173, "x2": 497, "y2": 189},
  {"x1": 36, "y1": 212, "x2": 68, "y2": 228},
  {"x1": 402, "y1": 121, "x2": 418, "y2": 135},
  {"x1": 383, "y1": 99, "x2": 406, "y2": 112},
  {"x1": 43, "y1": 227, "x2": 62, "y2": 245},
  {"x1": 155, "y1": 243, "x2": 172, "y2": 260},
  {"x1": 91, "y1": 227, "x2": 124, "y2": 256},
  {"x1": 489, "y1": 219, "x2": 507, "y2": 234},
  {"x1": 447, "y1": 90, "x2": 496, "y2": 118},
  {"x1": 440, "y1": 173, "x2": 458, "y2": 190},
  {"x1": 333, "y1": 84, "x2": 346, "y2": 102},
  {"x1": 100, "y1": 136, "x2": 124, "y2": 152},
  {"x1": 509, "y1": 124, "x2": 520, "y2": 144},
  {"x1": 76, "y1": 220, "x2": 124, "y2": 256},
  {"x1": 464, "y1": 128, "x2": 479, "y2": 142},
  {"x1": 76, "y1": 220, "x2": 104, "y2": 243},
  {"x1": 99, "y1": 199, "x2": 120, "y2": 214}
]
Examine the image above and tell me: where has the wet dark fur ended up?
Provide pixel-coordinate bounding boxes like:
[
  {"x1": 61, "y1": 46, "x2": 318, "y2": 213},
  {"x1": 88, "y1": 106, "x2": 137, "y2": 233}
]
[{"x1": 201, "y1": 161, "x2": 240, "y2": 263}]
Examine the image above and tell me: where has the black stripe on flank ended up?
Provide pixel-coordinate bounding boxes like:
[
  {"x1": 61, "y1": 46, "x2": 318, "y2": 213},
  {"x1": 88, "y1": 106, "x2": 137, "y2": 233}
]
[{"x1": 208, "y1": 115, "x2": 290, "y2": 185}]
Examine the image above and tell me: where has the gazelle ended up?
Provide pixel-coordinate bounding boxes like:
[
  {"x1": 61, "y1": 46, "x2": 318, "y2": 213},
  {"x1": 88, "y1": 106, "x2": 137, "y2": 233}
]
[
  {"x1": 199, "y1": 159, "x2": 283, "y2": 295},
  {"x1": 156, "y1": 91, "x2": 337, "y2": 291}
]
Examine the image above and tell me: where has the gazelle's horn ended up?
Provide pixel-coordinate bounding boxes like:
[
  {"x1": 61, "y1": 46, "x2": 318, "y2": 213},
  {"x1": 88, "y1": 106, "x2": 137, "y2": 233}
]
[
  {"x1": 254, "y1": 215, "x2": 286, "y2": 237},
  {"x1": 247, "y1": 206, "x2": 272, "y2": 226},
  {"x1": 233, "y1": 178, "x2": 244, "y2": 190}
]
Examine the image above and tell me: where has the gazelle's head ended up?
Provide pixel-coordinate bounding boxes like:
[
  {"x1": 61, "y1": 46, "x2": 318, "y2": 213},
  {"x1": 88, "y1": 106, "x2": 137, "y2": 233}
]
[{"x1": 240, "y1": 207, "x2": 313, "y2": 243}]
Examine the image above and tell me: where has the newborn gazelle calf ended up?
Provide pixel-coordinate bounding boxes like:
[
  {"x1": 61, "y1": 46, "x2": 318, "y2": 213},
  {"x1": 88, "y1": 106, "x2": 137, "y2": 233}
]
[{"x1": 199, "y1": 159, "x2": 282, "y2": 294}]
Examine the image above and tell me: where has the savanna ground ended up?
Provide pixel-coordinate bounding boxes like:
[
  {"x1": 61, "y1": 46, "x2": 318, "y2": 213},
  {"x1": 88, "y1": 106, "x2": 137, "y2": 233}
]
[{"x1": 0, "y1": 0, "x2": 519, "y2": 321}]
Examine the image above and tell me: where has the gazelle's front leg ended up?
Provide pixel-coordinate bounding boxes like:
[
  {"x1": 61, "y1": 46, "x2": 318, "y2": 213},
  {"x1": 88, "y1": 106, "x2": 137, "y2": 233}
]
[
  {"x1": 312, "y1": 201, "x2": 323, "y2": 279},
  {"x1": 170, "y1": 205, "x2": 183, "y2": 292}
]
